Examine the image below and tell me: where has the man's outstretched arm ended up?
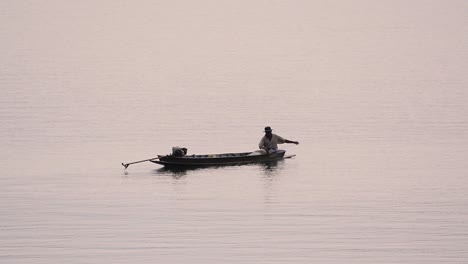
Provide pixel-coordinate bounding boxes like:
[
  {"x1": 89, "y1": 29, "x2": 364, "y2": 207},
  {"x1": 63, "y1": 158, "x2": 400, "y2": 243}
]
[{"x1": 285, "y1": 139, "x2": 299, "y2": 145}]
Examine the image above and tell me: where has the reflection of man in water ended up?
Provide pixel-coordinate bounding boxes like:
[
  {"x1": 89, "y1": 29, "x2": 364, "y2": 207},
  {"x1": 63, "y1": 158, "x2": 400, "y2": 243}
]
[{"x1": 259, "y1": 126, "x2": 299, "y2": 153}]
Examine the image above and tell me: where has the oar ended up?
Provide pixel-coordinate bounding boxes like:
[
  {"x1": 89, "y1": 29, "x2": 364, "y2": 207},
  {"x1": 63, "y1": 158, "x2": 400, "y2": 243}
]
[{"x1": 122, "y1": 157, "x2": 159, "y2": 169}]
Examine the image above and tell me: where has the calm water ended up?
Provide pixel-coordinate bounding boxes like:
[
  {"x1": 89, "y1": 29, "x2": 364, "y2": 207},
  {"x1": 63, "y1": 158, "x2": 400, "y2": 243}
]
[{"x1": 1, "y1": 1, "x2": 468, "y2": 263}]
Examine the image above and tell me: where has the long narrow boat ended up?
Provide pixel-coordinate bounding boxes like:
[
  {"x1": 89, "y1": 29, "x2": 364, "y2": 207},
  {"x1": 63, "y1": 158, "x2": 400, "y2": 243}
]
[{"x1": 150, "y1": 149, "x2": 294, "y2": 168}]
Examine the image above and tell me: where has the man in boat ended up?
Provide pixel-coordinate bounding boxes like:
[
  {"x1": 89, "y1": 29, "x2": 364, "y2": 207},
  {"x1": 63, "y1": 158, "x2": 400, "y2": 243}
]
[{"x1": 259, "y1": 126, "x2": 299, "y2": 153}]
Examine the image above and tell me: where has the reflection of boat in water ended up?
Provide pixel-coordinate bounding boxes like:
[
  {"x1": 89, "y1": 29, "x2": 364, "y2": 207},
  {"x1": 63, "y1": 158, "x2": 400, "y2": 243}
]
[{"x1": 150, "y1": 149, "x2": 295, "y2": 168}]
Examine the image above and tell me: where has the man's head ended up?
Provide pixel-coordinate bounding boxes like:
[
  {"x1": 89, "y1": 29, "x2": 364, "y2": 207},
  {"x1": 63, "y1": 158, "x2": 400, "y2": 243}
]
[{"x1": 264, "y1": 126, "x2": 273, "y2": 134}]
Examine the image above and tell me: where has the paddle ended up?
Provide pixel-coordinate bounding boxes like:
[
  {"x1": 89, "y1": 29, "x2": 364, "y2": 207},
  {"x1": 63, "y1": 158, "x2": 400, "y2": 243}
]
[{"x1": 122, "y1": 157, "x2": 159, "y2": 169}]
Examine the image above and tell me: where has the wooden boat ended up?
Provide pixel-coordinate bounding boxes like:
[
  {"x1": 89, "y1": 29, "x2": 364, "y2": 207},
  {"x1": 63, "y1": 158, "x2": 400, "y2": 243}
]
[{"x1": 149, "y1": 149, "x2": 295, "y2": 168}]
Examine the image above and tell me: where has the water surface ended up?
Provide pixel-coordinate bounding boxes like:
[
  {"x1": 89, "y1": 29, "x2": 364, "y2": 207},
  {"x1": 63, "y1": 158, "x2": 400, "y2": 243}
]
[{"x1": 1, "y1": 1, "x2": 468, "y2": 263}]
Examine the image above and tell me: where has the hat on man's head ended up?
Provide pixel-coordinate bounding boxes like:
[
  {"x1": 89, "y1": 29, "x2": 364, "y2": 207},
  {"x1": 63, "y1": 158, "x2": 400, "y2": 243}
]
[{"x1": 264, "y1": 126, "x2": 273, "y2": 133}]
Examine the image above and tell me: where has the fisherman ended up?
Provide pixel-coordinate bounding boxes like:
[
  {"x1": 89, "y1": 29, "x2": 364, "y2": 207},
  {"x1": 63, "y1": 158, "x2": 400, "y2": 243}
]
[{"x1": 259, "y1": 126, "x2": 299, "y2": 153}]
